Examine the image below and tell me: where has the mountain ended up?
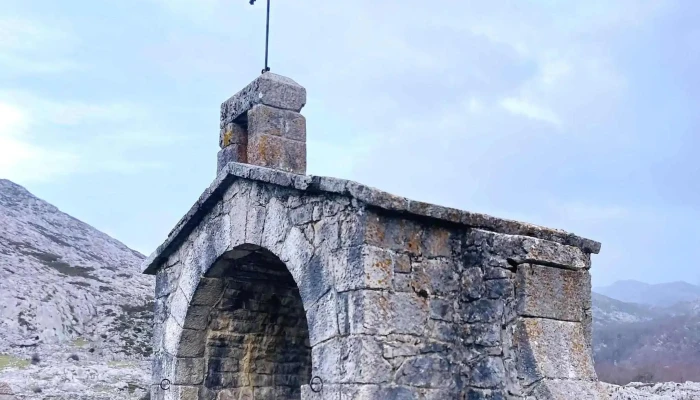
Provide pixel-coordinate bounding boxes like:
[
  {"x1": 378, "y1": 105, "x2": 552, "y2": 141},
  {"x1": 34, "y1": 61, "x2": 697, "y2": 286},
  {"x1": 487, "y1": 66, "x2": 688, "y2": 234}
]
[
  {"x1": 593, "y1": 292, "x2": 700, "y2": 385},
  {"x1": 591, "y1": 292, "x2": 660, "y2": 327},
  {"x1": 0, "y1": 179, "x2": 153, "y2": 398},
  {"x1": 595, "y1": 279, "x2": 700, "y2": 307}
]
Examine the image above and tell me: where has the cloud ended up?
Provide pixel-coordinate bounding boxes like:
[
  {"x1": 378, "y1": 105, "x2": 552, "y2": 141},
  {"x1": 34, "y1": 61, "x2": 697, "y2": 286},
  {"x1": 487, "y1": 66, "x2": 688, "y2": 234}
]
[
  {"x1": 0, "y1": 17, "x2": 82, "y2": 76},
  {"x1": 500, "y1": 97, "x2": 562, "y2": 126},
  {"x1": 0, "y1": 102, "x2": 79, "y2": 182},
  {"x1": 0, "y1": 91, "x2": 178, "y2": 183}
]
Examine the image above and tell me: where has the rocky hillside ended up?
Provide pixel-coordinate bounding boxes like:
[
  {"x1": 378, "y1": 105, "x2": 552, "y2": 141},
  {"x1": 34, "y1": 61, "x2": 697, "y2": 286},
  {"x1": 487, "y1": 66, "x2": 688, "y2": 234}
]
[
  {"x1": 593, "y1": 291, "x2": 700, "y2": 385},
  {"x1": 0, "y1": 179, "x2": 153, "y2": 399}
]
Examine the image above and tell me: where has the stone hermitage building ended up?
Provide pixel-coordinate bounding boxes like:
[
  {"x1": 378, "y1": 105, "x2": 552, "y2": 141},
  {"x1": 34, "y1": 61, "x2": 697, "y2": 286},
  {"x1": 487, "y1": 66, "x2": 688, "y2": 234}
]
[{"x1": 143, "y1": 73, "x2": 609, "y2": 399}]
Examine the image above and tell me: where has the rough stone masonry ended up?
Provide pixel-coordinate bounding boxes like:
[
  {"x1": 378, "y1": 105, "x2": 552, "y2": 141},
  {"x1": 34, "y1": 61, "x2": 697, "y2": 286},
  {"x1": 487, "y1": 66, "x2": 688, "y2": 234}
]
[{"x1": 143, "y1": 73, "x2": 610, "y2": 399}]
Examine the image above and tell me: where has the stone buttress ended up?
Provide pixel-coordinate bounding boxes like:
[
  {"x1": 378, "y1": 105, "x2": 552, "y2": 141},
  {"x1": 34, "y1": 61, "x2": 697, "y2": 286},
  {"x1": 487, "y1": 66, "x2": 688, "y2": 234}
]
[{"x1": 143, "y1": 73, "x2": 609, "y2": 400}]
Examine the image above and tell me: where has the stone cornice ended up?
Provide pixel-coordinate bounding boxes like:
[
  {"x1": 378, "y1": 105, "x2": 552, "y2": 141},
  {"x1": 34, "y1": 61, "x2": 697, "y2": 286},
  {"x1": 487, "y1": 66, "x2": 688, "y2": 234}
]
[{"x1": 142, "y1": 162, "x2": 601, "y2": 275}]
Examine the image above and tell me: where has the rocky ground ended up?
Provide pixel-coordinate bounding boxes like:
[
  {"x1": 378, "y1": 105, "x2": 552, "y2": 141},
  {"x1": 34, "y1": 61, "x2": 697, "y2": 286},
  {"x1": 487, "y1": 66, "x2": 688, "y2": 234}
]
[
  {"x1": 0, "y1": 179, "x2": 153, "y2": 399},
  {"x1": 606, "y1": 381, "x2": 700, "y2": 399},
  {"x1": 0, "y1": 345, "x2": 149, "y2": 399}
]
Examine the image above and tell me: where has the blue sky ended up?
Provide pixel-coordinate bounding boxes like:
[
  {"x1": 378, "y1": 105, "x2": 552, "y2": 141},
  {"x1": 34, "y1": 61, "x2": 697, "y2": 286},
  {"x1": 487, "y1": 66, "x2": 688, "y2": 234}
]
[{"x1": 1, "y1": 0, "x2": 698, "y2": 287}]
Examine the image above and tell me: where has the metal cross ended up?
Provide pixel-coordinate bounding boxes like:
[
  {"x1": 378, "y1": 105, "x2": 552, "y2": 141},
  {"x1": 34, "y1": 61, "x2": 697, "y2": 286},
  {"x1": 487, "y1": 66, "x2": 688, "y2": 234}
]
[{"x1": 249, "y1": 0, "x2": 271, "y2": 74}]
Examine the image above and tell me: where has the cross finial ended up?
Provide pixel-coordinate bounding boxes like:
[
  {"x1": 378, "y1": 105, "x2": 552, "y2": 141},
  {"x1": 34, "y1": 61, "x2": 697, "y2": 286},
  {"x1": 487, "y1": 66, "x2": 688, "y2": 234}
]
[{"x1": 249, "y1": 0, "x2": 271, "y2": 75}]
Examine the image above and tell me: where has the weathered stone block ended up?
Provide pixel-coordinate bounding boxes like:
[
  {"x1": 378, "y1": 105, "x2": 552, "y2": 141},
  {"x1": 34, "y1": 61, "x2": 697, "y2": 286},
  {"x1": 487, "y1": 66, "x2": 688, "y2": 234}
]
[
  {"x1": 162, "y1": 385, "x2": 199, "y2": 400},
  {"x1": 391, "y1": 292, "x2": 430, "y2": 335},
  {"x1": 393, "y1": 252, "x2": 411, "y2": 273},
  {"x1": 248, "y1": 104, "x2": 306, "y2": 141},
  {"x1": 218, "y1": 387, "x2": 253, "y2": 400},
  {"x1": 429, "y1": 298, "x2": 453, "y2": 322},
  {"x1": 340, "y1": 336, "x2": 393, "y2": 384},
  {"x1": 516, "y1": 264, "x2": 589, "y2": 322},
  {"x1": 163, "y1": 316, "x2": 182, "y2": 355},
  {"x1": 364, "y1": 213, "x2": 423, "y2": 255},
  {"x1": 393, "y1": 272, "x2": 412, "y2": 292},
  {"x1": 156, "y1": 267, "x2": 179, "y2": 299},
  {"x1": 467, "y1": 356, "x2": 506, "y2": 389},
  {"x1": 219, "y1": 122, "x2": 247, "y2": 148},
  {"x1": 335, "y1": 245, "x2": 393, "y2": 291},
  {"x1": 345, "y1": 290, "x2": 428, "y2": 336},
  {"x1": 395, "y1": 354, "x2": 454, "y2": 388},
  {"x1": 173, "y1": 357, "x2": 205, "y2": 385},
  {"x1": 190, "y1": 277, "x2": 224, "y2": 306},
  {"x1": 381, "y1": 334, "x2": 423, "y2": 359},
  {"x1": 422, "y1": 226, "x2": 455, "y2": 258},
  {"x1": 152, "y1": 352, "x2": 175, "y2": 383},
  {"x1": 521, "y1": 237, "x2": 591, "y2": 270},
  {"x1": 300, "y1": 384, "x2": 341, "y2": 400},
  {"x1": 461, "y1": 323, "x2": 501, "y2": 347},
  {"x1": 217, "y1": 144, "x2": 247, "y2": 174},
  {"x1": 247, "y1": 133, "x2": 306, "y2": 175},
  {"x1": 182, "y1": 305, "x2": 210, "y2": 330},
  {"x1": 306, "y1": 290, "x2": 339, "y2": 346},
  {"x1": 484, "y1": 278, "x2": 513, "y2": 300},
  {"x1": 463, "y1": 388, "x2": 506, "y2": 400},
  {"x1": 220, "y1": 73, "x2": 306, "y2": 128},
  {"x1": 515, "y1": 318, "x2": 596, "y2": 386},
  {"x1": 460, "y1": 298, "x2": 503, "y2": 324},
  {"x1": 176, "y1": 329, "x2": 206, "y2": 358},
  {"x1": 411, "y1": 258, "x2": 459, "y2": 296},
  {"x1": 460, "y1": 267, "x2": 484, "y2": 301},
  {"x1": 345, "y1": 290, "x2": 392, "y2": 335},
  {"x1": 169, "y1": 288, "x2": 190, "y2": 327}
]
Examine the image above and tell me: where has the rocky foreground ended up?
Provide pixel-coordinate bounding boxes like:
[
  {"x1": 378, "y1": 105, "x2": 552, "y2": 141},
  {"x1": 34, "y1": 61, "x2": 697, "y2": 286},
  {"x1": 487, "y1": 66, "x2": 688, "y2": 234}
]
[{"x1": 606, "y1": 381, "x2": 700, "y2": 399}]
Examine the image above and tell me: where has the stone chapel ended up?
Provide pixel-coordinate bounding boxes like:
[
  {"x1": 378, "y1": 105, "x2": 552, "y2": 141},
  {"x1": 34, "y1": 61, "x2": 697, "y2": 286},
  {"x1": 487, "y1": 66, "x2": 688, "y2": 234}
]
[{"x1": 143, "y1": 73, "x2": 608, "y2": 399}]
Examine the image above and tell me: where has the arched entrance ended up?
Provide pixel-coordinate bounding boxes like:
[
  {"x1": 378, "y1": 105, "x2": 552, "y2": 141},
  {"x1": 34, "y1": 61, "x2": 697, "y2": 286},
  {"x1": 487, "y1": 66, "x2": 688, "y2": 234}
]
[{"x1": 178, "y1": 244, "x2": 311, "y2": 399}]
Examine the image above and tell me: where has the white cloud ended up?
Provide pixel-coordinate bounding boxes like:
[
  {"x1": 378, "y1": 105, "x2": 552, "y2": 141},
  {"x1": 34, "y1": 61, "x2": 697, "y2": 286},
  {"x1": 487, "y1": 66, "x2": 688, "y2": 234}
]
[
  {"x1": 0, "y1": 102, "x2": 79, "y2": 182},
  {"x1": 466, "y1": 97, "x2": 484, "y2": 114},
  {"x1": 0, "y1": 17, "x2": 82, "y2": 76},
  {"x1": 0, "y1": 18, "x2": 75, "y2": 52},
  {"x1": 0, "y1": 92, "x2": 177, "y2": 183},
  {"x1": 500, "y1": 97, "x2": 562, "y2": 126}
]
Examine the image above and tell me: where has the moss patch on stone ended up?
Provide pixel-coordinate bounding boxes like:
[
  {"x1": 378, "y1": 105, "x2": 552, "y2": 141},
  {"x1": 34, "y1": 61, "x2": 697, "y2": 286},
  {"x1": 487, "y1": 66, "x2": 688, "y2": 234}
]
[
  {"x1": 107, "y1": 360, "x2": 137, "y2": 368},
  {"x1": 0, "y1": 354, "x2": 30, "y2": 371}
]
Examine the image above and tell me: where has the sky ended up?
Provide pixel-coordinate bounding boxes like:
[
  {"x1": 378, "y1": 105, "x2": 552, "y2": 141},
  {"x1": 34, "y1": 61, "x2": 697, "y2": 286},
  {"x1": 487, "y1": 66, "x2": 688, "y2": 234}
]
[{"x1": 0, "y1": 0, "x2": 698, "y2": 287}]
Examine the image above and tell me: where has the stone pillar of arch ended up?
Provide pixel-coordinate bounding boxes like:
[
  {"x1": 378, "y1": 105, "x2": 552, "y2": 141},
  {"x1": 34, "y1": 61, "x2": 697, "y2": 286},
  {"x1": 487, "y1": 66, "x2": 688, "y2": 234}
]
[{"x1": 143, "y1": 73, "x2": 609, "y2": 400}]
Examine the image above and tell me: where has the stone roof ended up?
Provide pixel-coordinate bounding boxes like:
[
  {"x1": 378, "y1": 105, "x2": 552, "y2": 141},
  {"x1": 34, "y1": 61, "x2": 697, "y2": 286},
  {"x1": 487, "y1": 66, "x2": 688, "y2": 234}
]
[{"x1": 142, "y1": 162, "x2": 601, "y2": 274}]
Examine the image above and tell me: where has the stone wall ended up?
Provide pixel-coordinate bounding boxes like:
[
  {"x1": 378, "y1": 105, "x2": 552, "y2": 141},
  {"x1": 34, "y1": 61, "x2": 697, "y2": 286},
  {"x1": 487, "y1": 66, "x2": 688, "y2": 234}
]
[{"x1": 144, "y1": 162, "x2": 604, "y2": 399}]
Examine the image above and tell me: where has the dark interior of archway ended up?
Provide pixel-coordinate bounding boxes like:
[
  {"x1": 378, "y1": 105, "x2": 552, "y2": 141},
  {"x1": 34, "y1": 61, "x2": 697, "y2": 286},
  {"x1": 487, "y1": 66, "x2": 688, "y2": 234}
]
[{"x1": 200, "y1": 247, "x2": 311, "y2": 399}]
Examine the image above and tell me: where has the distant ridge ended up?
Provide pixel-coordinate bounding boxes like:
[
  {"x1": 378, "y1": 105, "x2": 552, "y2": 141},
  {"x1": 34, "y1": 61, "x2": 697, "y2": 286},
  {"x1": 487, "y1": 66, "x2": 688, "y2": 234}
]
[{"x1": 595, "y1": 279, "x2": 700, "y2": 307}]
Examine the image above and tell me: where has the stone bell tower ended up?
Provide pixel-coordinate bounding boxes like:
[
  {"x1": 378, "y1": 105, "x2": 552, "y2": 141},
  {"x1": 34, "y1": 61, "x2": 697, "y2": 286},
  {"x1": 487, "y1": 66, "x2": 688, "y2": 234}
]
[{"x1": 217, "y1": 73, "x2": 307, "y2": 175}]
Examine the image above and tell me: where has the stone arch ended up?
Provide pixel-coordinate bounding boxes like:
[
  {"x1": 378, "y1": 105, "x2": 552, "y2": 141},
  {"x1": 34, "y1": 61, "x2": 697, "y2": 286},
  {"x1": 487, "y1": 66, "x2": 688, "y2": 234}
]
[{"x1": 174, "y1": 243, "x2": 312, "y2": 400}]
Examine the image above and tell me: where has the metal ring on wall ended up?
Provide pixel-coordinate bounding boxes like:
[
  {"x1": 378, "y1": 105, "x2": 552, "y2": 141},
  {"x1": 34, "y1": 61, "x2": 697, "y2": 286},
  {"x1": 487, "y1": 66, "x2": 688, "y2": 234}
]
[{"x1": 309, "y1": 376, "x2": 323, "y2": 392}]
